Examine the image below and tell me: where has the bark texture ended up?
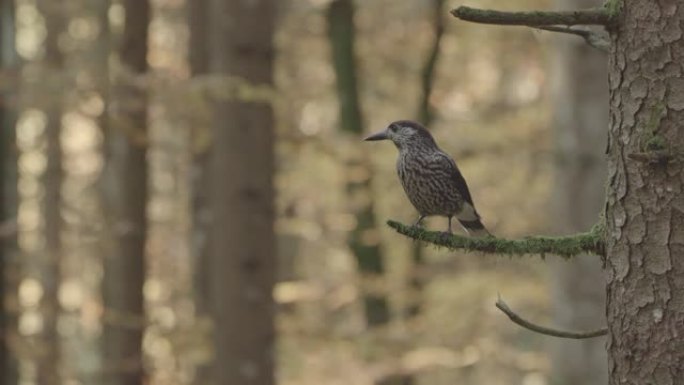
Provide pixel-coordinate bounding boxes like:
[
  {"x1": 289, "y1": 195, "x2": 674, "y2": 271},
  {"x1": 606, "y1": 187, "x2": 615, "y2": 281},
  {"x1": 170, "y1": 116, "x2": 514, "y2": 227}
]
[
  {"x1": 327, "y1": 0, "x2": 390, "y2": 327},
  {"x1": 102, "y1": 0, "x2": 149, "y2": 384},
  {"x1": 207, "y1": 0, "x2": 276, "y2": 384},
  {"x1": 606, "y1": 0, "x2": 684, "y2": 383},
  {"x1": 549, "y1": 0, "x2": 608, "y2": 383}
]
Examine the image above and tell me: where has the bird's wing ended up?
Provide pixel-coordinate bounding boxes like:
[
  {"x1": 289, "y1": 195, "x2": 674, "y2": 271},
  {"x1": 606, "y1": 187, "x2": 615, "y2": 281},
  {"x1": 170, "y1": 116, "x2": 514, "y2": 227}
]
[{"x1": 434, "y1": 151, "x2": 475, "y2": 206}]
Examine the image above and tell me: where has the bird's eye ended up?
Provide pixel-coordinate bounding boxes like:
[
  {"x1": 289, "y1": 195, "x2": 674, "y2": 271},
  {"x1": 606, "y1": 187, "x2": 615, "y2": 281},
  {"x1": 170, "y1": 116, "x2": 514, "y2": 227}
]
[{"x1": 389, "y1": 124, "x2": 398, "y2": 132}]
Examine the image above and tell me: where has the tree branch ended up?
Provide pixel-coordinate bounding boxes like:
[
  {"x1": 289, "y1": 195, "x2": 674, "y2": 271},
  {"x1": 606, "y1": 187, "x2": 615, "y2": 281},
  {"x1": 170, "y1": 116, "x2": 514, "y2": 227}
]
[
  {"x1": 534, "y1": 25, "x2": 610, "y2": 52},
  {"x1": 495, "y1": 296, "x2": 607, "y2": 339},
  {"x1": 451, "y1": 6, "x2": 612, "y2": 26},
  {"x1": 386, "y1": 220, "x2": 605, "y2": 258}
]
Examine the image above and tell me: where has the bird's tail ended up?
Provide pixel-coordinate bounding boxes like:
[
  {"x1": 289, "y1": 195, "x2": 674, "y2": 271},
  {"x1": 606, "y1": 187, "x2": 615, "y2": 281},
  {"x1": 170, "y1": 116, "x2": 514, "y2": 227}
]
[{"x1": 459, "y1": 219, "x2": 492, "y2": 238}]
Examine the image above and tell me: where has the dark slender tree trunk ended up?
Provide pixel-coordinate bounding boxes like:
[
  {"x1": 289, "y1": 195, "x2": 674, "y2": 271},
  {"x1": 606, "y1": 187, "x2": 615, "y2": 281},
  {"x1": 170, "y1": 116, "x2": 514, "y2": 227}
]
[
  {"x1": 388, "y1": 4, "x2": 445, "y2": 383},
  {"x1": 406, "y1": 0, "x2": 445, "y2": 320},
  {"x1": 606, "y1": 0, "x2": 684, "y2": 382},
  {"x1": 37, "y1": 2, "x2": 64, "y2": 383},
  {"x1": 101, "y1": 1, "x2": 149, "y2": 384},
  {"x1": 187, "y1": 0, "x2": 213, "y2": 381},
  {"x1": 0, "y1": 1, "x2": 18, "y2": 383},
  {"x1": 548, "y1": 1, "x2": 607, "y2": 384},
  {"x1": 188, "y1": 0, "x2": 210, "y2": 318},
  {"x1": 327, "y1": 0, "x2": 390, "y2": 327},
  {"x1": 188, "y1": 0, "x2": 209, "y2": 75},
  {"x1": 207, "y1": 0, "x2": 276, "y2": 384},
  {"x1": 0, "y1": 109, "x2": 9, "y2": 385}
]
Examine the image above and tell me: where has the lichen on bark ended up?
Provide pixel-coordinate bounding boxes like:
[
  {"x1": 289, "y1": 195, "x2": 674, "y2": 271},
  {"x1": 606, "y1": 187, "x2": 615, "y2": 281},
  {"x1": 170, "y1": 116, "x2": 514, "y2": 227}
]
[{"x1": 603, "y1": 0, "x2": 623, "y2": 18}]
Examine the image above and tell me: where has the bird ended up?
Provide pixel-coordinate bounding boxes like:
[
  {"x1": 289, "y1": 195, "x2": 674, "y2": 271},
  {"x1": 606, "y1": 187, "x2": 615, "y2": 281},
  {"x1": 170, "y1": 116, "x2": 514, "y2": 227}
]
[{"x1": 364, "y1": 120, "x2": 491, "y2": 237}]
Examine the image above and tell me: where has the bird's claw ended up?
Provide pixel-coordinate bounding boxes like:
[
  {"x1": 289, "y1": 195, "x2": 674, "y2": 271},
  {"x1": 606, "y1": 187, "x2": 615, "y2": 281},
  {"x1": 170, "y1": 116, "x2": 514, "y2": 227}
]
[{"x1": 439, "y1": 231, "x2": 453, "y2": 242}]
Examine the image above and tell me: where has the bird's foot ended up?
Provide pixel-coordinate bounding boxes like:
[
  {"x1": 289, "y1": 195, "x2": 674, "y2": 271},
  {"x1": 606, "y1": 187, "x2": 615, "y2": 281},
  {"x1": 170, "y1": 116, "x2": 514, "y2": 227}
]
[
  {"x1": 438, "y1": 231, "x2": 453, "y2": 242},
  {"x1": 412, "y1": 219, "x2": 426, "y2": 230}
]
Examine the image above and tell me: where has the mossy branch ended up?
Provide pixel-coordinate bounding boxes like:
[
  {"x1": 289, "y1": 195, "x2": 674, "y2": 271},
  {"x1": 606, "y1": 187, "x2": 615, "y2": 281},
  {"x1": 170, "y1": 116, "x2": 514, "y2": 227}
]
[
  {"x1": 386, "y1": 220, "x2": 605, "y2": 258},
  {"x1": 451, "y1": 6, "x2": 612, "y2": 26}
]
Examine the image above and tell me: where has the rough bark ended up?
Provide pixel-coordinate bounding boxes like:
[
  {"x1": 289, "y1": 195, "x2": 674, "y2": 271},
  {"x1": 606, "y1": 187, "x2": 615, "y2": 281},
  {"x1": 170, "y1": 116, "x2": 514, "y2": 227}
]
[
  {"x1": 0, "y1": 1, "x2": 18, "y2": 383},
  {"x1": 605, "y1": 0, "x2": 684, "y2": 383},
  {"x1": 549, "y1": 0, "x2": 608, "y2": 383},
  {"x1": 101, "y1": 1, "x2": 149, "y2": 384},
  {"x1": 37, "y1": 2, "x2": 64, "y2": 383},
  {"x1": 206, "y1": 0, "x2": 276, "y2": 384},
  {"x1": 327, "y1": 0, "x2": 390, "y2": 327}
]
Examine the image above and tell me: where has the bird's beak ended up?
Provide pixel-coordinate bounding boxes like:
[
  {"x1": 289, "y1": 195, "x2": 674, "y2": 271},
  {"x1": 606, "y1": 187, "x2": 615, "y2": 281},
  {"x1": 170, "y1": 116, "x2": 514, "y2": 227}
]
[{"x1": 363, "y1": 129, "x2": 389, "y2": 141}]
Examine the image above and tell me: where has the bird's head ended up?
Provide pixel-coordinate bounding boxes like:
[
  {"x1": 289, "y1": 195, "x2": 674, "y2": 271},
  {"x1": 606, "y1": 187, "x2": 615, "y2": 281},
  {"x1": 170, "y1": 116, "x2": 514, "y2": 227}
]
[{"x1": 363, "y1": 120, "x2": 437, "y2": 150}]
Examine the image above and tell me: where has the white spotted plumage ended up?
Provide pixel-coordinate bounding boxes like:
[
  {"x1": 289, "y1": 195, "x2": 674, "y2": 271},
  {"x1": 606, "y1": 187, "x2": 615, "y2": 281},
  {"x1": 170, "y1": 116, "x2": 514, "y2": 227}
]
[{"x1": 366, "y1": 120, "x2": 491, "y2": 237}]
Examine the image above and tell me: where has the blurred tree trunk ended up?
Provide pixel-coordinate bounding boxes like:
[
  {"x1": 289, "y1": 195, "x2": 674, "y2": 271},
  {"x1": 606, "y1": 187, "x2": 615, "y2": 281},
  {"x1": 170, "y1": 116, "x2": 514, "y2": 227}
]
[
  {"x1": 101, "y1": 0, "x2": 149, "y2": 384},
  {"x1": 406, "y1": 0, "x2": 445, "y2": 320},
  {"x1": 548, "y1": 0, "x2": 607, "y2": 384},
  {"x1": 37, "y1": 2, "x2": 65, "y2": 383},
  {"x1": 327, "y1": 0, "x2": 390, "y2": 327},
  {"x1": 384, "y1": 4, "x2": 445, "y2": 384},
  {"x1": 187, "y1": 0, "x2": 212, "y2": 381},
  {"x1": 206, "y1": 1, "x2": 276, "y2": 384},
  {"x1": 188, "y1": 0, "x2": 208, "y2": 75},
  {"x1": 0, "y1": 0, "x2": 17, "y2": 383},
  {"x1": 189, "y1": 0, "x2": 210, "y2": 317}
]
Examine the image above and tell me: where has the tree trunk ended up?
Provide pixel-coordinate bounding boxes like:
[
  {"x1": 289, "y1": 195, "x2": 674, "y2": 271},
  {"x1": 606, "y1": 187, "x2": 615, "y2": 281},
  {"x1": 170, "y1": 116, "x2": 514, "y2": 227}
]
[
  {"x1": 37, "y1": 1, "x2": 65, "y2": 382},
  {"x1": 0, "y1": 1, "x2": 18, "y2": 383},
  {"x1": 549, "y1": 0, "x2": 607, "y2": 384},
  {"x1": 0, "y1": 122, "x2": 16, "y2": 385},
  {"x1": 188, "y1": 0, "x2": 209, "y2": 75},
  {"x1": 101, "y1": 0, "x2": 149, "y2": 384},
  {"x1": 188, "y1": 0, "x2": 212, "y2": 381},
  {"x1": 327, "y1": 0, "x2": 390, "y2": 327},
  {"x1": 606, "y1": 0, "x2": 684, "y2": 383},
  {"x1": 406, "y1": 0, "x2": 445, "y2": 320},
  {"x1": 188, "y1": 0, "x2": 210, "y2": 318},
  {"x1": 206, "y1": 1, "x2": 276, "y2": 384}
]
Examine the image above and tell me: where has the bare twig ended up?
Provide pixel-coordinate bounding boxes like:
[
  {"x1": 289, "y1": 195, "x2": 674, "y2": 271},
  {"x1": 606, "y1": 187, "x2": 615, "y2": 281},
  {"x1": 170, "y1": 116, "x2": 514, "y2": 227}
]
[
  {"x1": 496, "y1": 296, "x2": 607, "y2": 339},
  {"x1": 451, "y1": 6, "x2": 611, "y2": 26},
  {"x1": 534, "y1": 25, "x2": 610, "y2": 52},
  {"x1": 386, "y1": 220, "x2": 605, "y2": 258}
]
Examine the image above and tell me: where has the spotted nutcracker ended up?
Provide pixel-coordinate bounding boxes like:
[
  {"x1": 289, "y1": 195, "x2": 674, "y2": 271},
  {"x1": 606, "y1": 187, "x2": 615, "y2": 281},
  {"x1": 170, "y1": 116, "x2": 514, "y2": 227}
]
[{"x1": 364, "y1": 120, "x2": 491, "y2": 237}]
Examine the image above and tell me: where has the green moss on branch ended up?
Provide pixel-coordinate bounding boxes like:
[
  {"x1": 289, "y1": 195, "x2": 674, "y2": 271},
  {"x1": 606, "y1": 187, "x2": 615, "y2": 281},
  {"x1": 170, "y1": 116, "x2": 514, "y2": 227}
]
[
  {"x1": 451, "y1": 6, "x2": 611, "y2": 27},
  {"x1": 387, "y1": 220, "x2": 605, "y2": 258},
  {"x1": 603, "y1": 0, "x2": 622, "y2": 18}
]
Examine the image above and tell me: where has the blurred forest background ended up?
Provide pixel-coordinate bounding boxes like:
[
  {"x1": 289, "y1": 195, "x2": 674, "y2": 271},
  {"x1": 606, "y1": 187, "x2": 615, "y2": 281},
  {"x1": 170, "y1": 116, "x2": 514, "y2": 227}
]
[{"x1": 0, "y1": 0, "x2": 609, "y2": 384}]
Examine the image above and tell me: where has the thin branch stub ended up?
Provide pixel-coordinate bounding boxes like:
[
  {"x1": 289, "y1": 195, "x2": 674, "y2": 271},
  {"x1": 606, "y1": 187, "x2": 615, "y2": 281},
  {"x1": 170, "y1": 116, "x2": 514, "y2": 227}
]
[
  {"x1": 628, "y1": 150, "x2": 671, "y2": 164},
  {"x1": 451, "y1": 6, "x2": 612, "y2": 27},
  {"x1": 495, "y1": 296, "x2": 607, "y2": 339},
  {"x1": 534, "y1": 26, "x2": 610, "y2": 52},
  {"x1": 386, "y1": 220, "x2": 605, "y2": 258}
]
